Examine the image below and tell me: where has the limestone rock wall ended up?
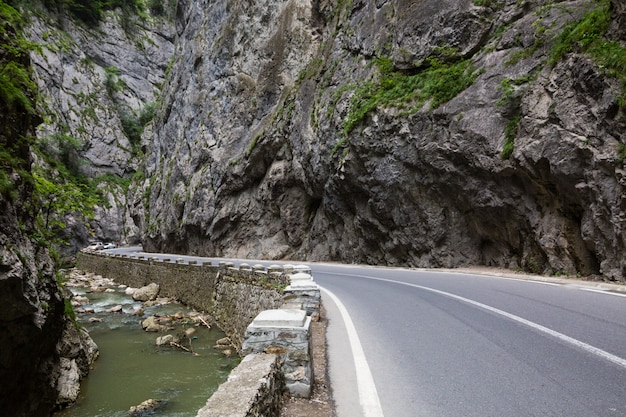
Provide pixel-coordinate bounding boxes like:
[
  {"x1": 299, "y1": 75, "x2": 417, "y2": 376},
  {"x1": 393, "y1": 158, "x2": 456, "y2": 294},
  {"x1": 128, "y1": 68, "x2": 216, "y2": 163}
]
[
  {"x1": 134, "y1": 0, "x2": 626, "y2": 281},
  {"x1": 24, "y1": 7, "x2": 176, "y2": 255}
]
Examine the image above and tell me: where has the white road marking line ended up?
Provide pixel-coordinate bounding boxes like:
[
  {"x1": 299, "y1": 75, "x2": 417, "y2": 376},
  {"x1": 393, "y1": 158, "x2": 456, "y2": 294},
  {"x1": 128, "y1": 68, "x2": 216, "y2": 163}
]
[
  {"x1": 353, "y1": 274, "x2": 626, "y2": 370},
  {"x1": 320, "y1": 287, "x2": 385, "y2": 417},
  {"x1": 577, "y1": 287, "x2": 626, "y2": 298}
]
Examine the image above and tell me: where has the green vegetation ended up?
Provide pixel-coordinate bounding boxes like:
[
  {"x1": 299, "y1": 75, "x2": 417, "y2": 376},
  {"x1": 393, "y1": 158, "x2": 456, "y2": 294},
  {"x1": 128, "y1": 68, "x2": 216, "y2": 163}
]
[
  {"x1": 32, "y1": 172, "x2": 98, "y2": 243},
  {"x1": 0, "y1": 2, "x2": 38, "y2": 116},
  {"x1": 0, "y1": 60, "x2": 38, "y2": 114},
  {"x1": 618, "y1": 143, "x2": 626, "y2": 162},
  {"x1": 297, "y1": 57, "x2": 324, "y2": 83},
  {"x1": 0, "y1": 0, "x2": 39, "y2": 199},
  {"x1": 472, "y1": 0, "x2": 504, "y2": 7},
  {"x1": 550, "y1": 0, "x2": 626, "y2": 106},
  {"x1": 42, "y1": 0, "x2": 147, "y2": 26},
  {"x1": 105, "y1": 65, "x2": 126, "y2": 95},
  {"x1": 501, "y1": 115, "x2": 520, "y2": 160},
  {"x1": 497, "y1": 73, "x2": 536, "y2": 108},
  {"x1": 343, "y1": 55, "x2": 478, "y2": 134},
  {"x1": 104, "y1": 66, "x2": 156, "y2": 149},
  {"x1": 247, "y1": 133, "x2": 261, "y2": 155}
]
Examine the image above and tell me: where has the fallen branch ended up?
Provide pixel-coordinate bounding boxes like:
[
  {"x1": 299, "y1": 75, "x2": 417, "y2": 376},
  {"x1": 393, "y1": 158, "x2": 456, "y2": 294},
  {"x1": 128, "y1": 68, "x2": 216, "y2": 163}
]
[
  {"x1": 198, "y1": 316, "x2": 211, "y2": 329},
  {"x1": 169, "y1": 341, "x2": 191, "y2": 353}
]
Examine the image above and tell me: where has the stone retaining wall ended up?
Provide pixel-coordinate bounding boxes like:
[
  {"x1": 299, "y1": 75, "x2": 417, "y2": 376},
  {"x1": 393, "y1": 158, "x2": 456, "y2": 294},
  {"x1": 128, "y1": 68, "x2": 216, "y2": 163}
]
[
  {"x1": 76, "y1": 252, "x2": 318, "y2": 416},
  {"x1": 76, "y1": 252, "x2": 288, "y2": 352},
  {"x1": 195, "y1": 354, "x2": 284, "y2": 417}
]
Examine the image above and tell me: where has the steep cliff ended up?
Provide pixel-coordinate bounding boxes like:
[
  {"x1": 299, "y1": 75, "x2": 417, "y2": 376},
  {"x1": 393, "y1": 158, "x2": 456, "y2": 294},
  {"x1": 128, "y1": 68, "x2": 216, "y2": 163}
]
[
  {"x1": 24, "y1": 1, "x2": 175, "y2": 258},
  {"x1": 134, "y1": 0, "x2": 626, "y2": 281},
  {"x1": 0, "y1": 2, "x2": 97, "y2": 415}
]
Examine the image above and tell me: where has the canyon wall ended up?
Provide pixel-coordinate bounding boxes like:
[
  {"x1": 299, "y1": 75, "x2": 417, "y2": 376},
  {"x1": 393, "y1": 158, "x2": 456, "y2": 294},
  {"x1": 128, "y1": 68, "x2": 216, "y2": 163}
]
[
  {"x1": 0, "y1": 4, "x2": 97, "y2": 415},
  {"x1": 133, "y1": 0, "x2": 626, "y2": 281}
]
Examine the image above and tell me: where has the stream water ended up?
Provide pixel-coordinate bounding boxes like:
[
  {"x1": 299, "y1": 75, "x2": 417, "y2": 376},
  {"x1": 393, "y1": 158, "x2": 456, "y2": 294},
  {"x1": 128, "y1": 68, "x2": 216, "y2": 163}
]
[{"x1": 53, "y1": 283, "x2": 238, "y2": 417}]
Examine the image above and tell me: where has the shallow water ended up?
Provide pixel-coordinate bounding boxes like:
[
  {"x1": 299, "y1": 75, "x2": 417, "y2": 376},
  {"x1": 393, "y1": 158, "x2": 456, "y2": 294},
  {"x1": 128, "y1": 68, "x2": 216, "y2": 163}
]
[{"x1": 54, "y1": 286, "x2": 238, "y2": 417}]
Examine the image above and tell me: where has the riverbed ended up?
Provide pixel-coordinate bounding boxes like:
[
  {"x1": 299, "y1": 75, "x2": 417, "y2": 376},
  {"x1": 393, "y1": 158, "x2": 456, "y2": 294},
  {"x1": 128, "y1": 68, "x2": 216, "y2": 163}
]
[{"x1": 54, "y1": 276, "x2": 238, "y2": 417}]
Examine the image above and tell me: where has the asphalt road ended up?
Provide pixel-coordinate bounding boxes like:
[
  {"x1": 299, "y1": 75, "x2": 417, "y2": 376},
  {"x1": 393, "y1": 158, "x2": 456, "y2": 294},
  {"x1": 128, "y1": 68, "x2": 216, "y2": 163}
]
[
  {"x1": 314, "y1": 264, "x2": 626, "y2": 417},
  {"x1": 105, "y1": 248, "x2": 626, "y2": 416}
]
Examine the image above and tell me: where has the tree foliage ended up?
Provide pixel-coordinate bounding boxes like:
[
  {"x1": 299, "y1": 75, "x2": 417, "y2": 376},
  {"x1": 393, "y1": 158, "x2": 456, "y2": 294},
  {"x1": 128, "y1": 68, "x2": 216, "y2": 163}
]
[{"x1": 32, "y1": 172, "x2": 98, "y2": 245}]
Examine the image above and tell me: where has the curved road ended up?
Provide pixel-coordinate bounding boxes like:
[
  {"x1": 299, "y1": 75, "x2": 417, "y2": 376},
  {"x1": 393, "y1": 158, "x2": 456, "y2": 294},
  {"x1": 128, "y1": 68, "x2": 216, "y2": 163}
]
[{"x1": 107, "y1": 248, "x2": 626, "y2": 416}]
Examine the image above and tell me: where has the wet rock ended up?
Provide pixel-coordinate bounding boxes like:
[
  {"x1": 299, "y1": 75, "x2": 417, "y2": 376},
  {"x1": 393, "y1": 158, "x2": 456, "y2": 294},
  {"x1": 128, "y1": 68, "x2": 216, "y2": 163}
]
[
  {"x1": 55, "y1": 325, "x2": 99, "y2": 407},
  {"x1": 141, "y1": 316, "x2": 168, "y2": 332},
  {"x1": 214, "y1": 337, "x2": 235, "y2": 357},
  {"x1": 71, "y1": 295, "x2": 89, "y2": 306},
  {"x1": 128, "y1": 399, "x2": 166, "y2": 416},
  {"x1": 156, "y1": 335, "x2": 179, "y2": 346},
  {"x1": 132, "y1": 283, "x2": 160, "y2": 302},
  {"x1": 106, "y1": 305, "x2": 123, "y2": 313},
  {"x1": 143, "y1": 297, "x2": 171, "y2": 307},
  {"x1": 216, "y1": 337, "x2": 231, "y2": 346},
  {"x1": 55, "y1": 358, "x2": 81, "y2": 405}
]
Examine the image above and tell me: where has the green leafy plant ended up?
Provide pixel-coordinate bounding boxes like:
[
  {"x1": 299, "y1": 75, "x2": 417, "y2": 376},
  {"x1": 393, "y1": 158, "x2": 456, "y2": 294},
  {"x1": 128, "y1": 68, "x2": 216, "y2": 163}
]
[
  {"x1": 33, "y1": 173, "x2": 98, "y2": 234},
  {"x1": 105, "y1": 65, "x2": 125, "y2": 95},
  {"x1": 0, "y1": 61, "x2": 38, "y2": 114}
]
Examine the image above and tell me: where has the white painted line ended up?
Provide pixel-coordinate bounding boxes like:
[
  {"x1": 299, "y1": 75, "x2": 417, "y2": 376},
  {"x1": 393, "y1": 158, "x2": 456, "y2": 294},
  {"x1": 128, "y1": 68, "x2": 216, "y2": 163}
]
[
  {"x1": 577, "y1": 287, "x2": 626, "y2": 298},
  {"x1": 320, "y1": 287, "x2": 385, "y2": 417},
  {"x1": 365, "y1": 276, "x2": 626, "y2": 370}
]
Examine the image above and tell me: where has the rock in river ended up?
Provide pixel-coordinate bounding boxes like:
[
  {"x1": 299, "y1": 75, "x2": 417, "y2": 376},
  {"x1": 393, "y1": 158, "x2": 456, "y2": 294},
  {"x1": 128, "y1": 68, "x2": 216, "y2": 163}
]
[{"x1": 132, "y1": 283, "x2": 160, "y2": 302}]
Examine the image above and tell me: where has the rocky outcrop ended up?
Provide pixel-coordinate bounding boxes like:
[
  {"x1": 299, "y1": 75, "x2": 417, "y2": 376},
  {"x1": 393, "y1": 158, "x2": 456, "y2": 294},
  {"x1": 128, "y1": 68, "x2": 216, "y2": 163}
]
[{"x1": 133, "y1": 0, "x2": 626, "y2": 281}]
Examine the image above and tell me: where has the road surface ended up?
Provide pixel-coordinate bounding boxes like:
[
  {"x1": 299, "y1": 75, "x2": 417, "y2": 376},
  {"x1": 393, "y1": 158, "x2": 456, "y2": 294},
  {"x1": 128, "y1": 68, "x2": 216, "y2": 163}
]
[{"x1": 105, "y1": 248, "x2": 626, "y2": 416}]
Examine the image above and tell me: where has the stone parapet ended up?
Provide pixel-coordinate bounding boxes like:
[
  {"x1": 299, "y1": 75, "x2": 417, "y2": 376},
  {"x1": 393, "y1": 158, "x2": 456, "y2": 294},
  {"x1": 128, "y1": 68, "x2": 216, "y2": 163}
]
[
  {"x1": 282, "y1": 280, "x2": 321, "y2": 320},
  {"x1": 242, "y1": 309, "x2": 312, "y2": 398},
  {"x1": 195, "y1": 354, "x2": 283, "y2": 417}
]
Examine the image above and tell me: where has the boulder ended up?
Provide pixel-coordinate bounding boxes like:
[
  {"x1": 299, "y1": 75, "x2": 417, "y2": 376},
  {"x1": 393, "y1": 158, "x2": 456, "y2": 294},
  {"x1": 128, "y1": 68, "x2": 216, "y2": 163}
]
[
  {"x1": 106, "y1": 305, "x2": 123, "y2": 313},
  {"x1": 128, "y1": 399, "x2": 166, "y2": 416},
  {"x1": 156, "y1": 335, "x2": 179, "y2": 346},
  {"x1": 55, "y1": 358, "x2": 81, "y2": 405},
  {"x1": 141, "y1": 316, "x2": 167, "y2": 332},
  {"x1": 132, "y1": 283, "x2": 160, "y2": 302}
]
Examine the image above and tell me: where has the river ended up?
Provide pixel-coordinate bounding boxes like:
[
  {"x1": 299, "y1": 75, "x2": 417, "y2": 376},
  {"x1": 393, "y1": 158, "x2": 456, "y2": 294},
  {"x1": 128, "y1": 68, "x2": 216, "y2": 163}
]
[{"x1": 54, "y1": 276, "x2": 238, "y2": 417}]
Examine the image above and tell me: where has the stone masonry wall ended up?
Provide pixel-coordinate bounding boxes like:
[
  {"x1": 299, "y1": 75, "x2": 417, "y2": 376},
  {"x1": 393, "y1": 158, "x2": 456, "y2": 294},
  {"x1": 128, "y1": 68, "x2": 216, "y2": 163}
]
[
  {"x1": 195, "y1": 354, "x2": 284, "y2": 417},
  {"x1": 213, "y1": 275, "x2": 285, "y2": 351},
  {"x1": 76, "y1": 252, "x2": 288, "y2": 350}
]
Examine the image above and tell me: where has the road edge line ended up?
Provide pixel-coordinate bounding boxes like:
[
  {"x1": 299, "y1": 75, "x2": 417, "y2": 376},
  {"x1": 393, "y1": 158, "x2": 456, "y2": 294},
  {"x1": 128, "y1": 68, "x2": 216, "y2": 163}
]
[{"x1": 320, "y1": 287, "x2": 385, "y2": 417}]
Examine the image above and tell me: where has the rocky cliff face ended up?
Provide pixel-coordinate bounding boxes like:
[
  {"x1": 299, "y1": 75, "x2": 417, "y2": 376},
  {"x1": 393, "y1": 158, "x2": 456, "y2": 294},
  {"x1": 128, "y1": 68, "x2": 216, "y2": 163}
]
[
  {"x1": 25, "y1": 6, "x2": 175, "y2": 256},
  {"x1": 134, "y1": 0, "x2": 626, "y2": 281},
  {"x1": 0, "y1": 4, "x2": 98, "y2": 415}
]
